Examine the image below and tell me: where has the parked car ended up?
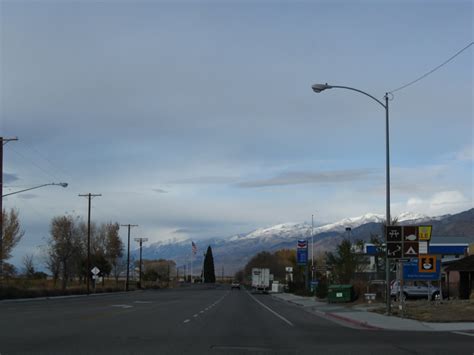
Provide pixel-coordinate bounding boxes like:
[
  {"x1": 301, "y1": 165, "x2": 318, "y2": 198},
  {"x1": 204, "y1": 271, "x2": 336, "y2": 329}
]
[
  {"x1": 390, "y1": 280, "x2": 440, "y2": 301},
  {"x1": 231, "y1": 281, "x2": 241, "y2": 290}
]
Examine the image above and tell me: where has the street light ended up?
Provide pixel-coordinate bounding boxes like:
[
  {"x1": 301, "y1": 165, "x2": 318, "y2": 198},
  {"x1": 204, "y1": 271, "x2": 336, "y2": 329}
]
[
  {"x1": 0, "y1": 181, "x2": 68, "y2": 281},
  {"x1": 311, "y1": 83, "x2": 392, "y2": 315},
  {"x1": 2, "y1": 182, "x2": 68, "y2": 197}
]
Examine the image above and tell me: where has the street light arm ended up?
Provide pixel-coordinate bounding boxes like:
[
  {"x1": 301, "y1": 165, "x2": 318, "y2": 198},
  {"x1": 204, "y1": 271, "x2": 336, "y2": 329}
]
[
  {"x1": 327, "y1": 85, "x2": 386, "y2": 109},
  {"x1": 2, "y1": 182, "x2": 68, "y2": 197}
]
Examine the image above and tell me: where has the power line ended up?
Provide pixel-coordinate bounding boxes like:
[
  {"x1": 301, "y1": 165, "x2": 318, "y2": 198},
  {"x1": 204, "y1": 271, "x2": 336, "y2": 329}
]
[{"x1": 388, "y1": 42, "x2": 473, "y2": 94}]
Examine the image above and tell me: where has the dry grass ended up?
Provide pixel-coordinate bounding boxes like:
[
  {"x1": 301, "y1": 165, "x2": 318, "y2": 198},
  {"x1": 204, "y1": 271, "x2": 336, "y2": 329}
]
[{"x1": 373, "y1": 299, "x2": 474, "y2": 322}]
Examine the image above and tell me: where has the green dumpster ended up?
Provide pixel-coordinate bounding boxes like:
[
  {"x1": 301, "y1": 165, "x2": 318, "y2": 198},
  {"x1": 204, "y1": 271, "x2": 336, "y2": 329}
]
[{"x1": 327, "y1": 284, "x2": 354, "y2": 303}]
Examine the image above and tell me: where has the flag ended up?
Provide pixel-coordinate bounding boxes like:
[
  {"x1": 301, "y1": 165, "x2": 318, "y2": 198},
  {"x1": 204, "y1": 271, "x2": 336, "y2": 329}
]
[{"x1": 192, "y1": 241, "x2": 197, "y2": 255}]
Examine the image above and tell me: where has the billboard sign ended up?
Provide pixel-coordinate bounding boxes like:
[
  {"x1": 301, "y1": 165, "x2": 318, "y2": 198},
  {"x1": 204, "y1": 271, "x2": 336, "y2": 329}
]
[
  {"x1": 403, "y1": 257, "x2": 440, "y2": 280},
  {"x1": 297, "y1": 239, "x2": 308, "y2": 265}
]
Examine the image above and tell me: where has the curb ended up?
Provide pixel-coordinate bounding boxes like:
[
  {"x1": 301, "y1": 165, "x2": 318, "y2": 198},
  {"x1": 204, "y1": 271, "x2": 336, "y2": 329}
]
[{"x1": 323, "y1": 311, "x2": 383, "y2": 330}]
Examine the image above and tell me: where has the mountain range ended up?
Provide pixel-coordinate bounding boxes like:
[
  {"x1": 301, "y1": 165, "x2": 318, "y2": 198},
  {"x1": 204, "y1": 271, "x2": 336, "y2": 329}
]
[{"x1": 135, "y1": 208, "x2": 474, "y2": 275}]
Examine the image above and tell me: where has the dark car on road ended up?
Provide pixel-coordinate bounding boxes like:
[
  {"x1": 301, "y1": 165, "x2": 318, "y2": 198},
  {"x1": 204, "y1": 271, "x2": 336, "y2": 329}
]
[{"x1": 231, "y1": 281, "x2": 241, "y2": 290}]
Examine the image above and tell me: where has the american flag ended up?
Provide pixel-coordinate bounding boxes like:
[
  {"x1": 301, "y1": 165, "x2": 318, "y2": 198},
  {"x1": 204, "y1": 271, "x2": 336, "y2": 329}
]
[{"x1": 192, "y1": 241, "x2": 197, "y2": 255}]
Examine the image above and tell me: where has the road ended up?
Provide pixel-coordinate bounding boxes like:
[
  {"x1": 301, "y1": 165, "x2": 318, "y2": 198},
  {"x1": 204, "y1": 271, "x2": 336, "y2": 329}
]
[{"x1": 0, "y1": 284, "x2": 472, "y2": 354}]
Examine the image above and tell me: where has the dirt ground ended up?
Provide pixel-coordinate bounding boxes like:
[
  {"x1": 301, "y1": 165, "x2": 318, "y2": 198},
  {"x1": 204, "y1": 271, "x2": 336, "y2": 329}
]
[{"x1": 372, "y1": 299, "x2": 474, "y2": 322}]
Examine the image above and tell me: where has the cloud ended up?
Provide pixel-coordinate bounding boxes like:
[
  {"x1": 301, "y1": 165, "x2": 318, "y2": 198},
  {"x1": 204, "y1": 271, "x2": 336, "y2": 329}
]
[
  {"x1": 15, "y1": 193, "x2": 37, "y2": 200},
  {"x1": 170, "y1": 176, "x2": 239, "y2": 185},
  {"x1": 4, "y1": 173, "x2": 19, "y2": 183},
  {"x1": 403, "y1": 190, "x2": 472, "y2": 216},
  {"x1": 236, "y1": 169, "x2": 374, "y2": 188},
  {"x1": 152, "y1": 189, "x2": 168, "y2": 194},
  {"x1": 455, "y1": 144, "x2": 473, "y2": 161}
]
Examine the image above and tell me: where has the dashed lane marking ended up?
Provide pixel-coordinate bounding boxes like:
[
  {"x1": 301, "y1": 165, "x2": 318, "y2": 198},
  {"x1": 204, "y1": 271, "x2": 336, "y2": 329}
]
[{"x1": 183, "y1": 319, "x2": 190, "y2": 323}]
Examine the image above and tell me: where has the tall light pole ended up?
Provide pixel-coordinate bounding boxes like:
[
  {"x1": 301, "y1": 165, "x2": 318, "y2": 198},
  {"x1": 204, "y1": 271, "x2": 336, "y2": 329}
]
[
  {"x1": 79, "y1": 193, "x2": 102, "y2": 294},
  {"x1": 311, "y1": 214, "x2": 314, "y2": 284},
  {"x1": 134, "y1": 237, "x2": 148, "y2": 289},
  {"x1": 120, "y1": 224, "x2": 138, "y2": 291},
  {"x1": 311, "y1": 83, "x2": 391, "y2": 315}
]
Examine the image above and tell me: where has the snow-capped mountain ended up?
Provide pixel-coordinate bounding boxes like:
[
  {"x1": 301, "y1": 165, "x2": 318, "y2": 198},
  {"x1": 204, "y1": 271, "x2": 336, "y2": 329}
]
[{"x1": 135, "y1": 209, "x2": 471, "y2": 274}]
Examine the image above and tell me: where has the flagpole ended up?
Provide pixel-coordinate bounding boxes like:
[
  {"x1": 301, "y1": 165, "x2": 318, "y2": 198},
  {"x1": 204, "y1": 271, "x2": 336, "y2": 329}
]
[{"x1": 191, "y1": 251, "x2": 193, "y2": 283}]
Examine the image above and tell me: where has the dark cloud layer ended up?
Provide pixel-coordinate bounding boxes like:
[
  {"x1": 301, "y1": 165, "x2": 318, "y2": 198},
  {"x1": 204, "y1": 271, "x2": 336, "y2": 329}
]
[{"x1": 237, "y1": 169, "x2": 374, "y2": 188}]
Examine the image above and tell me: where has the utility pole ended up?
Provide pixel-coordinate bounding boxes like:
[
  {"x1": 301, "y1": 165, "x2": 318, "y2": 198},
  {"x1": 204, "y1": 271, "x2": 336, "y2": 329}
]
[
  {"x1": 311, "y1": 214, "x2": 314, "y2": 285},
  {"x1": 134, "y1": 237, "x2": 148, "y2": 289},
  {"x1": 79, "y1": 193, "x2": 101, "y2": 294},
  {"x1": 0, "y1": 136, "x2": 18, "y2": 282},
  {"x1": 120, "y1": 224, "x2": 138, "y2": 291},
  {"x1": 202, "y1": 252, "x2": 206, "y2": 283}
]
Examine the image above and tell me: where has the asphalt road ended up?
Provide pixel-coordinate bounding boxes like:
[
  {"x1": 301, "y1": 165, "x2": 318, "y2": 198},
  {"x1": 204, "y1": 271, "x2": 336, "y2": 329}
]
[{"x1": 0, "y1": 284, "x2": 472, "y2": 355}]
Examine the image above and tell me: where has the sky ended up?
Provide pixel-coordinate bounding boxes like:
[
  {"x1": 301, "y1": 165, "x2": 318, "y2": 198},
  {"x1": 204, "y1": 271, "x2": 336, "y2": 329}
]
[{"x1": 1, "y1": 0, "x2": 473, "y2": 268}]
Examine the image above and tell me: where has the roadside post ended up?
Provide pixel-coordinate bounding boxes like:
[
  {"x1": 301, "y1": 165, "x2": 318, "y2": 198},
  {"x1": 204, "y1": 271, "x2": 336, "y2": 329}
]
[{"x1": 91, "y1": 267, "x2": 100, "y2": 291}]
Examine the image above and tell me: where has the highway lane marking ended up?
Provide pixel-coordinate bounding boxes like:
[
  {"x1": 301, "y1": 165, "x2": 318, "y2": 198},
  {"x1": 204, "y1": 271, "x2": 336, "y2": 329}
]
[
  {"x1": 246, "y1": 291, "x2": 294, "y2": 327},
  {"x1": 452, "y1": 331, "x2": 474, "y2": 337},
  {"x1": 182, "y1": 290, "x2": 230, "y2": 324},
  {"x1": 111, "y1": 304, "x2": 133, "y2": 309},
  {"x1": 133, "y1": 301, "x2": 152, "y2": 304}
]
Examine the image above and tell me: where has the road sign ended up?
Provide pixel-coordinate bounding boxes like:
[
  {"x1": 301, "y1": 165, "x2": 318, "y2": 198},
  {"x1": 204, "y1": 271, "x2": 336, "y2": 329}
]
[
  {"x1": 387, "y1": 242, "x2": 402, "y2": 259},
  {"x1": 402, "y1": 226, "x2": 418, "y2": 242},
  {"x1": 419, "y1": 255, "x2": 437, "y2": 273},
  {"x1": 418, "y1": 226, "x2": 432, "y2": 241},
  {"x1": 386, "y1": 226, "x2": 402, "y2": 242},
  {"x1": 419, "y1": 241, "x2": 428, "y2": 254},
  {"x1": 91, "y1": 267, "x2": 100, "y2": 275},
  {"x1": 403, "y1": 242, "x2": 419, "y2": 257},
  {"x1": 285, "y1": 266, "x2": 293, "y2": 273},
  {"x1": 403, "y1": 258, "x2": 440, "y2": 280}
]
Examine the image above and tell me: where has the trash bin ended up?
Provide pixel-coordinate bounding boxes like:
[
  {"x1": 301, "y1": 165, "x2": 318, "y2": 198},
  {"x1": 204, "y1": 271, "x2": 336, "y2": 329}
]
[{"x1": 327, "y1": 284, "x2": 354, "y2": 303}]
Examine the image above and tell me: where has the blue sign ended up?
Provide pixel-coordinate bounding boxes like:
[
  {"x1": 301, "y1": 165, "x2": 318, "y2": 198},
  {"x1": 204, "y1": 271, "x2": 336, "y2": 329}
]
[
  {"x1": 297, "y1": 248, "x2": 308, "y2": 265},
  {"x1": 403, "y1": 259, "x2": 441, "y2": 280},
  {"x1": 297, "y1": 239, "x2": 308, "y2": 265}
]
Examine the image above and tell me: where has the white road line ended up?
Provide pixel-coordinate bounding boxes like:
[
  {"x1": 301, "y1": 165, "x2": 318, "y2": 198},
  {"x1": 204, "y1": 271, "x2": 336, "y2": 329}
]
[
  {"x1": 193, "y1": 314, "x2": 198, "y2": 317},
  {"x1": 246, "y1": 291, "x2": 294, "y2": 327},
  {"x1": 452, "y1": 331, "x2": 474, "y2": 337},
  {"x1": 111, "y1": 304, "x2": 133, "y2": 309},
  {"x1": 200, "y1": 310, "x2": 204, "y2": 313},
  {"x1": 133, "y1": 301, "x2": 152, "y2": 304},
  {"x1": 183, "y1": 319, "x2": 190, "y2": 323}
]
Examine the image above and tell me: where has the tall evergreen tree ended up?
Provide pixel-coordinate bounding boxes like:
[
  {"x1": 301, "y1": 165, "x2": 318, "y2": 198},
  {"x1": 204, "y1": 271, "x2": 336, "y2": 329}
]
[{"x1": 203, "y1": 246, "x2": 215, "y2": 283}]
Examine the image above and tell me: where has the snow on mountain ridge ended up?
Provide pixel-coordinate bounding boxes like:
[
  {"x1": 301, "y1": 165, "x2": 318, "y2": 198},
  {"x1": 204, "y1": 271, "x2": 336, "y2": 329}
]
[
  {"x1": 143, "y1": 211, "x2": 435, "y2": 252},
  {"x1": 236, "y1": 212, "x2": 434, "y2": 241}
]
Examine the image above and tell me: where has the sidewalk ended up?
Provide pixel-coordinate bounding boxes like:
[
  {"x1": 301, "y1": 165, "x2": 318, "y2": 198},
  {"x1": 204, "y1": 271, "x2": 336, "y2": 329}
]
[{"x1": 271, "y1": 292, "x2": 474, "y2": 332}]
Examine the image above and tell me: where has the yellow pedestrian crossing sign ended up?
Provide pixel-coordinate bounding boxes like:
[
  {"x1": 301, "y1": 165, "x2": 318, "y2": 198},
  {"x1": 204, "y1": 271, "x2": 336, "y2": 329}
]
[{"x1": 418, "y1": 226, "x2": 432, "y2": 241}]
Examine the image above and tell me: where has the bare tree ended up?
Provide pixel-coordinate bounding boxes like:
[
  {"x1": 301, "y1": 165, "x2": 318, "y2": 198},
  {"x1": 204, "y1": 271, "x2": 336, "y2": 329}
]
[
  {"x1": 22, "y1": 253, "x2": 35, "y2": 278},
  {"x1": 49, "y1": 215, "x2": 82, "y2": 290}
]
